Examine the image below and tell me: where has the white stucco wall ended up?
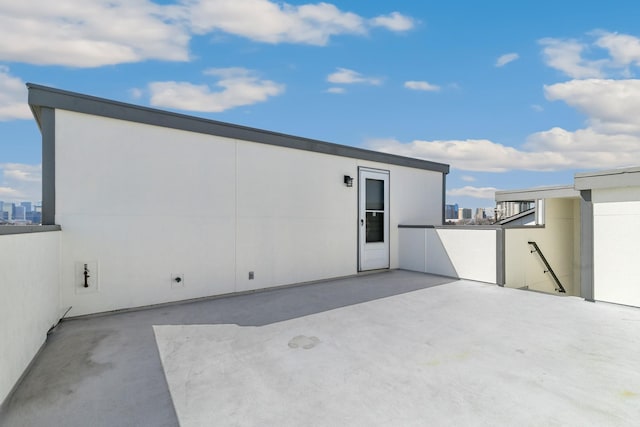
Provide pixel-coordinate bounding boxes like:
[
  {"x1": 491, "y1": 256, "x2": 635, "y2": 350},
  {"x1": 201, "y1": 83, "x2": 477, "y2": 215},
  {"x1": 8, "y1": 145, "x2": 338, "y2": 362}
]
[
  {"x1": 0, "y1": 231, "x2": 61, "y2": 405},
  {"x1": 399, "y1": 227, "x2": 497, "y2": 284},
  {"x1": 55, "y1": 110, "x2": 443, "y2": 316},
  {"x1": 398, "y1": 229, "x2": 427, "y2": 273},
  {"x1": 234, "y1": 141, "x2": 357, "y2": 292},
  {"x1": 592, "y1": 188, "x2": 640, "y2": 307},
  {"x1": 504, "y1": 198, "x2": 579, "y2": 296},
  {"x1": 434, "y1": 229, "x2": 496, "y2": 283}
]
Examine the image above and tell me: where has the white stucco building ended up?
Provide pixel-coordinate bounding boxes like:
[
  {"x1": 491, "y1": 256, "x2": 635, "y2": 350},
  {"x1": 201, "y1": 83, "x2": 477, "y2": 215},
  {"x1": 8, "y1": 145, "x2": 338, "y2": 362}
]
[{"x1": 27, "y1": 83, "x2": 449, "y2": 316}]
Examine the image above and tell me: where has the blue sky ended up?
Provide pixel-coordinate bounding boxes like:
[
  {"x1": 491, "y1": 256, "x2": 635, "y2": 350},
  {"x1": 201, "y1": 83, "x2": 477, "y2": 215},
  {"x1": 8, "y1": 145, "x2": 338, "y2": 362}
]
[{"x1": 2, "y1": 1, "x2": 640, "y2": 209}]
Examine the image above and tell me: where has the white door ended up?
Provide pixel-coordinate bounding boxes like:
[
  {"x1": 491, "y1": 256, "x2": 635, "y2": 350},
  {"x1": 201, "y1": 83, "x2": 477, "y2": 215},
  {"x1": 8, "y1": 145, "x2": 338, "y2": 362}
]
[{"x1": 359, "y1": 168, "x2": 390, "y2": 271}]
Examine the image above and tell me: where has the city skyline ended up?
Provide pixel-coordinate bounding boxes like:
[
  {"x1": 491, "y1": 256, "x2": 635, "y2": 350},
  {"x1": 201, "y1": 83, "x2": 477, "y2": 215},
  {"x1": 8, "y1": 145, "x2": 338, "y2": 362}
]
[
  {"x1": 3, "y1": 1, "x2": 640, "y2": 208},
  {"x1": 0, "y1": 200, "x2": 41, "y2": 224}
]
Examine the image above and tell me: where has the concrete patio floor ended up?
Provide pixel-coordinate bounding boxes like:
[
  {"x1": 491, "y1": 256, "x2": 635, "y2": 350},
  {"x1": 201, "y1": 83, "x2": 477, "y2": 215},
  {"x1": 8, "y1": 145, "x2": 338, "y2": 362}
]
[{"x1": 2, "y1": 270, "x2": 640, "y2": 426}]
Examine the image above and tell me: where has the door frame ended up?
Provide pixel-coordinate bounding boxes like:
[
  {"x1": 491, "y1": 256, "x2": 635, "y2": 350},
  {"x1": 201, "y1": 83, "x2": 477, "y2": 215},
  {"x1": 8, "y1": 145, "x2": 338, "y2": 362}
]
[{"x1": 358, "y1": 167, "x2": 390, "y2": 271}]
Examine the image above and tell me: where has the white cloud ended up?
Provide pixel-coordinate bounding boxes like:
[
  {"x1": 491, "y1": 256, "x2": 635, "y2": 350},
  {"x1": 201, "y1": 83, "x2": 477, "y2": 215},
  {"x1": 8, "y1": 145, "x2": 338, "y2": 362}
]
[
  {"x1": 0, "y1": 66, "x2": 31, "y2": 121},
  {"x1": 0, "y1": 187, "x2": 20, "y2": 198},
  {"x1": 327, "y1": 87, "x2": 345, "y2": 94},
  {"x1": 544, "y1": 79, "x2": 640, "y2": 135},
  {"x1": 594, "y1": 31, "x2": 640, "y2": 68},
  {"x1": 149, "y1": 67, "x2": 285, "y2": 112},
  {"x1": 0, "y1": 2, "x2": 415, "y2": 67},
  {"x1": 366, "y1": 138, "x2": 573, "y2": 172},
  {"x1": 129, "y1": 88, "x2": 144, "y2": 100},
  {"x1": 186, "y1": 0, "x2": 364, "y2": 45},
  {"x1": 367, "y1": 124, "x2": 640, "y2": 173},
  {"x1": 0, "y1": 163, "x2": 41, "y2": 203},
  {"x1": 185, "y1": 0, "x2": 411, "y2": 45},
  {"x1": 0, "y1": 1, "x2": 190, "y2": 67},
  {"x1": 495, "y1": 53, "x2": 519, "y2": 67},
  {"x1": 539, "y1": 32, "x2": 640, "y2": 79},
  {"x1": 525, "y1": 127, "x2": 640, "y2": 165},
  {"x1": 4, "y1": 167, "x2": 40, "y2": 183},
  {"x1": 327, "y1": 68, "x2": 382, "y2": 85},
  {"x1": 447, "y1": 186, "x2": 499, "y2": 200},
  {"x1": 461, "y1": 175, "x2": 476, "y2": 182},
  {"x1": 404, "y1": 81, "x2": 440, "y2": 91},
  {"x1": 539, "y1": 38, "x2": 605, "y2": 79},
  {"x1": 370, "y1": 12, "x2": 414, "y2": 32},
  {"x1": 531, "y1": 104, "x2": 544, "y2": 112}
]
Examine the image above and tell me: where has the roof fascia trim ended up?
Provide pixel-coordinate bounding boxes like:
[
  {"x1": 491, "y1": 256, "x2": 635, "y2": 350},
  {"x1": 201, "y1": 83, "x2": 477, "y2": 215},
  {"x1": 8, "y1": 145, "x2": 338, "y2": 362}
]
[
  {"x1": 27, "y1": 84, "x2": 449, "y2": 174},
  {"x1": 495, "y1": 185, "x2": 579, "y2": 202},
  {"x1": 575, "y1": 167, "x2": 640, "y2": 190}
]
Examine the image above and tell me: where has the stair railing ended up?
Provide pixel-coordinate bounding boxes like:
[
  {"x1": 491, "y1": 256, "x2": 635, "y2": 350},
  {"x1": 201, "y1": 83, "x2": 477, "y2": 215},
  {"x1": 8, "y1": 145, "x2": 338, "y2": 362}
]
[{"x1": 527, "y1": 241, "x2": 566, "y2": 293}]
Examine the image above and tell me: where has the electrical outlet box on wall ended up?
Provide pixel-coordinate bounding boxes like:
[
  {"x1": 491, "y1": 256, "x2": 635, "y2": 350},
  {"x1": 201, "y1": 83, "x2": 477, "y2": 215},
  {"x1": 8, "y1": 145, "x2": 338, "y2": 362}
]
[
  {"x1": 171, "y1": 274, "x2": 185, "y2": 289},
  {"x1": 75, "y1": 261, "x2": 99, "y2": 294}
]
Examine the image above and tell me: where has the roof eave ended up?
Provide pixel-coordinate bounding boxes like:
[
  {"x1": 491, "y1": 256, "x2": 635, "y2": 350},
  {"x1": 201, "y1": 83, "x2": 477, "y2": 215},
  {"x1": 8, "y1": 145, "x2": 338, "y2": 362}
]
[
  {"x1": 495, "y1": 185, "x2": 579, "y2": 202},
  {"x1": 26, "y1": 83, "x2": 450, "y2": 174}
]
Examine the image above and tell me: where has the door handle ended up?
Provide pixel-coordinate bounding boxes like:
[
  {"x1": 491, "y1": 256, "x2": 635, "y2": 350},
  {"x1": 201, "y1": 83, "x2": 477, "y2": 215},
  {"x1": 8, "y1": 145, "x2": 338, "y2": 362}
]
[{"x1": 360, "y1": 219, "x2": 364, "y2": 226}]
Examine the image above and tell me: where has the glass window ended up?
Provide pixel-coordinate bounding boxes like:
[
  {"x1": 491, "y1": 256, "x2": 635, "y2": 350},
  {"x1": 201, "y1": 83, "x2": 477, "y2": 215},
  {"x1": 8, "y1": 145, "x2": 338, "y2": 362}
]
[
  {"x1": 366, "y1": 179, "x2": 384, "y2": 210},
  {"x1": 366, "y1": 212, "x2": 384, "y2": 242}
]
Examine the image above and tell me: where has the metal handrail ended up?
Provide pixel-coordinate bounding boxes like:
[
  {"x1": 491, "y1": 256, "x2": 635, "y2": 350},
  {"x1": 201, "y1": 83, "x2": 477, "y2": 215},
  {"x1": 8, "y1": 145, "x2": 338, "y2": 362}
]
[{"x1": 527, "y1": 241, "x2": 566, "y2": 293}]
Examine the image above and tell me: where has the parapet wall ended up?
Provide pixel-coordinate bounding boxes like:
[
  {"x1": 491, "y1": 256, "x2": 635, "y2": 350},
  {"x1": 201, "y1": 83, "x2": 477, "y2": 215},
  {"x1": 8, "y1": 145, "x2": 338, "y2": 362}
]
[{"x1": 0, "y1": 227, "x2": 61, "y2": 406}]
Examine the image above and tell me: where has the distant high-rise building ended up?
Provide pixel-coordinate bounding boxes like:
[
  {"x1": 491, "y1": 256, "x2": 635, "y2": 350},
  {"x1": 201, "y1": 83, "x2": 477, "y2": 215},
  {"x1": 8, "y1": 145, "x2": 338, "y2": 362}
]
[
  {"x1": 459, "y1": 208, "x2": 472, "y2": 220},
  {"x1": 13, "y1": 205, "x2": 26, "y2": 221},
  {"x1": 21, "y1": 202, "x2": 32, "y2": 213},
  {"x1": 445, "y1": 203, "x2": 459, "y2": 220},
  {"x1": 2, "y1": 202, "x2": 13, "y2": 221},
  {"x1": 28, "y1": 211, "x2": 42, "y2": 224}
]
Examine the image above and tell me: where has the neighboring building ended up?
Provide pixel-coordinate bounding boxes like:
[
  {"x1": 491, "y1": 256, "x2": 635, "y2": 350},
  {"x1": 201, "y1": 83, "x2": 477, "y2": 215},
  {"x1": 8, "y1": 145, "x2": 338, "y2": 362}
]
[
  {"x1": 459, "y1": 208, "x2": 472, "y2": 220},
  {"x1": 27, "y1": 83, "x2": 450, "y2": 317},
  {"x1": 26, "y1": 210, "x2": 41, "y2": 224},
  {"x1": 12, "y1": 205, "x2": 26, "y2": 221},
  {"x1": 1, "y1": 202, "x2": 12, "y2": 221},
  {"x1": 496, "y1": 200, "x2": 535, "y2": 221},
  {"x1": 483, "y1": 207, "x2": 496, "y2": 219},
  {"x1": 445, "y1": 203, "x2": 458, "y2": 220}
]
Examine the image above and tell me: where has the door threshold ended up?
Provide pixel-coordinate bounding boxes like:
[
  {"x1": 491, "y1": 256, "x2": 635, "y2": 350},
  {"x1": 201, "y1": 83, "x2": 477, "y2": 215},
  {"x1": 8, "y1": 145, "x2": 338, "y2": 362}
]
[{"x1": 357, "y1": 269, "x2": 391, "y2": 276}]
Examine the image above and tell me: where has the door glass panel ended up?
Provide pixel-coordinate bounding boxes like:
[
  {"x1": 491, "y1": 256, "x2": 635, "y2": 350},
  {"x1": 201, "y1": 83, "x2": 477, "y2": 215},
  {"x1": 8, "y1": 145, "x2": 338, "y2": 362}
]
[
  {"x1": 366, "y1": 212, "x2": 384, "y2": 242},
  {"x1": 366, "y1": 179, "x2": 384, "y2": 210}
]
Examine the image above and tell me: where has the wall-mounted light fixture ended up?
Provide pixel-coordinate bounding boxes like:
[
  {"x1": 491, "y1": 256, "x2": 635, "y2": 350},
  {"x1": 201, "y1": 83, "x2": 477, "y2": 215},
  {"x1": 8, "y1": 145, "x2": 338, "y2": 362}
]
[{"x1": 343, "y1": 175, "x2": 354, "y2": 187}]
